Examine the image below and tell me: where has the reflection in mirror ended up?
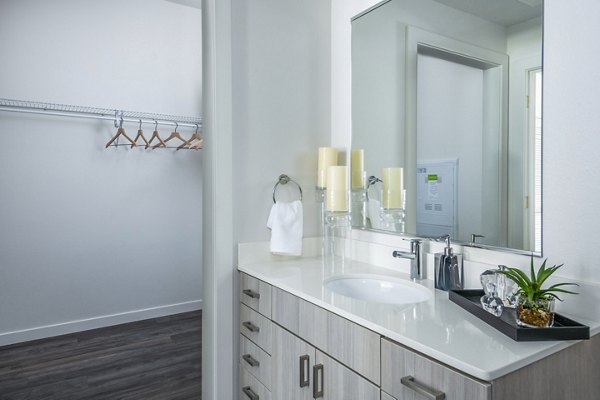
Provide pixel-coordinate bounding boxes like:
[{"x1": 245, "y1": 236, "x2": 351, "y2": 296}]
[{"x1": 352, "y1": 0, "x2": 543, "y2": 254}]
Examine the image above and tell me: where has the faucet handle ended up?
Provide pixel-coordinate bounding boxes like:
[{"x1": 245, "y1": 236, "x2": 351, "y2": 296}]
[
  {"x1": 471, "y1": 234, "x2": 485, "y2": 244},
  {"x1": 402, "y1": 238, "x2": 422, "y2": 252}
]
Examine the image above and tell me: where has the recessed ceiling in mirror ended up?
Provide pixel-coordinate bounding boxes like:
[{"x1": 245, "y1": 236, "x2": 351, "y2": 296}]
[{"x1": 351, "y1": 0, "x2": 542, "y2": 254}]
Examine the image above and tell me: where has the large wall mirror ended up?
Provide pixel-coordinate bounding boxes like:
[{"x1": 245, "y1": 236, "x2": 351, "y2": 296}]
[{"x1": 352, "y1": 0, "x2": 543, "y2": 254}]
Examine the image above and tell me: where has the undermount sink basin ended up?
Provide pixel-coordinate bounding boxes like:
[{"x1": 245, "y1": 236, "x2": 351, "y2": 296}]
[{"x1": 324, "y1": 274, "x2": 431, "y2": 305}]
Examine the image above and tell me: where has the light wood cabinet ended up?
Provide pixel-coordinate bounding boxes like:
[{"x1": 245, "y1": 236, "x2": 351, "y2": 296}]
[
  {"x1": 381, "y1": 338, "x2": 491, "y2": 400},
  {"x1": 240, "y1": 334, "x2": 272, "y2": 390},
  {"x1": 316, "y1": 350, "x2": 380, "y2": 400},
  {"x1": 240, "y1": 303, "x2": 272, "y2": 354},
  {"x1": 271, "y1": 323, "x2": 315, "y2": 400},
  {"x1": 240, "y1": 365, "x2": 271, "y2": 400},
  {"x1": 272, "y1": 286, "x2": 381, "y2": 384},
  {"x1": 381, "y1": 391, "x2": 396, "y2": 400},
  {"x1": 239, "y1": 271, "x2": 599, "y2": 400},
  {"x1": 272, "y1": 323, "x2": 379, "y2": 400},
  {"x1": 240, "y1": 272, "x2": 272, "y2": 318}
]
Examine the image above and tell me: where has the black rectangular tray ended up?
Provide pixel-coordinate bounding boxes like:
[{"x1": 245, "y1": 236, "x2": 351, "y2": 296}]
[{"x1": 449, "y1": 289, "x2": 590, "y2": 341}]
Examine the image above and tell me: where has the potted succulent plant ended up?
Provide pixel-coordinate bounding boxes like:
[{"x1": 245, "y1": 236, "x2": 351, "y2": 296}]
[{"x1": 498, "y1": 258, "x2": 578, "y2": 328}]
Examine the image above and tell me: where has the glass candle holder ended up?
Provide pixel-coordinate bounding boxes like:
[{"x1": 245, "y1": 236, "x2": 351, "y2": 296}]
[
  {"x1": 380, "y1": 189, "x2": 406, "y2": 233},
  {"x1": 351, "y1": 185, "x2": 367, "y2": 229},
  {"x1": 316, "y1": 186, "x2": 326, "y2": 238},
  {"x1": 323, "y1": 210, "x2": 352, "y2": 280}
]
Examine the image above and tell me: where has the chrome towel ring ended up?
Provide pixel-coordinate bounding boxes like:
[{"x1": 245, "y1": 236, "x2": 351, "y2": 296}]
[{"x1": 272, "y1": 174, "x2": 303, "y2": 203}]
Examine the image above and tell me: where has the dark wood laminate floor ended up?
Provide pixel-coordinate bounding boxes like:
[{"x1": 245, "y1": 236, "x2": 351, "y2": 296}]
[{"x1": 0, "y1": 311, "x2": 202, "y2": 400}]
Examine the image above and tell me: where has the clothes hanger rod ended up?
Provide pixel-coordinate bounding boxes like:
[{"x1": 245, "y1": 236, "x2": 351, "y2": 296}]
[{"x1": 0, "y1": 98, "x2": 202, "y2": 129}]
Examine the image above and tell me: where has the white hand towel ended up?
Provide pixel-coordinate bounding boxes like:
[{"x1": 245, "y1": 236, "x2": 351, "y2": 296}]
[
  {"x1": 267, "y1": 200, "x2": 303, "y2": 256},
  {"x1": 367, "y1": 198, "x2": 385, "y2": 230}
]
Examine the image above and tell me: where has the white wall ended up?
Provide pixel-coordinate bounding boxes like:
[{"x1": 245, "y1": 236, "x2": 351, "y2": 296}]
[
  {"x1": 543, "y1": 0, "x2": 600, "y2": 283},
  {"x1": 0, "y1": 0, "x2": 203, "y2": 345},
  {"x1": 232, "y1": 0, "x2": 331, "y2": 245}
]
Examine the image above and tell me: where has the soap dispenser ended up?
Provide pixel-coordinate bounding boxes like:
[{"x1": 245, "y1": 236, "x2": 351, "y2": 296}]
[{"x1": 434, "y1": 235, "x2": 464, "y2": 291}]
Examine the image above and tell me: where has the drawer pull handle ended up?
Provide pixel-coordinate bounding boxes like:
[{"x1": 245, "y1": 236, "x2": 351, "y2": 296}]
[
  {"x1": 242, "y1": 354, "x2": 260, "y2": 367},
  {"x1": 242, "y1": 321, "x2": 260, "y2": 333},
  {"x1": 242, "y1": 385, "x2": 259, "y2": 400},
  {"x1": 312, "y1": 363, "x2": 324, "y2": 398},
  {"x1": 299, "y1": 354, "x2": 310, "y2": 388},
  {"x1": 401, "y1": 376, "x2": 445, "y2": 400},
  {"x1": 243, "y1": 289, "x2": 261, "y2": 299}
]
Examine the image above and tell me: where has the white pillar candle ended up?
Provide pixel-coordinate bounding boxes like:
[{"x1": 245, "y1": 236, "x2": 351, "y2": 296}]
[
  {"x1": 326, "y1": 166, "x2": 349, "y2": 212},
  {"x1": 382, "y1": 167, "x2": 404, "y2": 209},
  {"x1": 317, "y1": 147, "x2": 338, "y2": 189},
  {"x1": 351, "y1": 148, "x2": 365, "y2": 189}
]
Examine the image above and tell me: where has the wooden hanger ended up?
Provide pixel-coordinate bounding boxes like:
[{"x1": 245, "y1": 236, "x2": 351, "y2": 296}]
[
  {"x1": 148, "y1": 121, "x2": 167, "y2": 149},
  {"x1": 178, "y1": 124, "x2": 203, "y2": 150},
  {"x1": 105, "y1": 116, "x2": 135, "y2": 148},
  {"x1": 162, "y1": 122, "x2": 191, "y2": 148},
  {"x1": 131, "y1": 120, "x2": 150, "y2": 148}
]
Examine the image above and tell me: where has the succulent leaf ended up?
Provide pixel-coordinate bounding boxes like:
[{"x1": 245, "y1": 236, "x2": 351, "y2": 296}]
[{"x1": 496, "y1": 257, "x2": 576, "y2": 302}]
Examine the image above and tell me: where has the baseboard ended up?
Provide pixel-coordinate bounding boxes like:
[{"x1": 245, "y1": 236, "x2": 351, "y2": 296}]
[{"x1": 0, "y1": 299, "x2": 203, "y2": 347}]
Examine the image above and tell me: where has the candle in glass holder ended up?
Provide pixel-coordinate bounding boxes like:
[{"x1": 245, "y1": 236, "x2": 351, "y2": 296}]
[
  {"x1": 326, "y1": 166, "x2": 348, "y2": 212},
  {"x1": 382, "y1": 167, "x2": 404, "y2": 209},
  {"x1": 317, "y1": 147, "x2": 338, "y2": 189}
]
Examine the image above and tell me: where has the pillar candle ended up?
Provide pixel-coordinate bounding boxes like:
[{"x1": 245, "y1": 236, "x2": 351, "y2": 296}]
[
  {"x1": 382, "y1": 167, "x2": 404, "y2": 209},
  {"x1": 326, "y1": 166, "x2": 348, "y2": 211},
  {"x1": 317, "y1": 147, "x2": 338, "y2": 189},
  {"x1": 351, "y1": 149, "x2": 365, "y2": 189}
]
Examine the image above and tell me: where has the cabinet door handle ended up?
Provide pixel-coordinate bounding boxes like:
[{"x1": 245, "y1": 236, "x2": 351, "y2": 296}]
[
  {"x1": 242, "y1": 353, "x2": 260, "y2": 367},
  {"x1": 242, "y1": 321, "x2": 260, "y2": 333},
  {"x1": 299, "y1": 354, "x2": 310, "y2": 388},
  {"x1": 400, "y1": 376, "x2": 445, "y2": 400},
  {"x1": 243, "y1": 289, "x2": 261, "y2": 299},
  {"x1": 312, "y1": 363, "x2": 324, "y2": 398},
  {"x1": 242, "y1": 385, "x2": 260, "y2": 400}
]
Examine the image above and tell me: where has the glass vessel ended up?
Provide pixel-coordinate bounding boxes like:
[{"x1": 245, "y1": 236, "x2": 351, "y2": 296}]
[
  {"x1": 516, "y1": 296, "x2": 555, "y2": 328},
  {"x1": 480, "y1": 269, "x2": 504, "y2": 317},
  {"x1": 323, "y1": 211, "x2": 352, "y2": 280},
  {"x1": 351, "y1": 186, "x2": 367, "y2": 229}
]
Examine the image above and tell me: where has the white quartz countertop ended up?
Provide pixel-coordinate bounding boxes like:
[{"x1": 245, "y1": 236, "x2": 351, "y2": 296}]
[{"x1": 238, "y1": 257, "x2": 599, "y2": 381}]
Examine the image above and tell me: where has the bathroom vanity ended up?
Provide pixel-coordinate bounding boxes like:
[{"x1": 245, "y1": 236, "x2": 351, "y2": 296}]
[{"x1": 238, "y1": 258, "x2": 600, "y2": 400}]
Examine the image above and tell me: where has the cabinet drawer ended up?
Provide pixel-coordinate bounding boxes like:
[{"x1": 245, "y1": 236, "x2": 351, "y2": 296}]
[
  {"x1": 240, "y1": 334, "x2": 272, "y2": 390},
  {"x1": 240, "y1": 303, "x2": 273, "y2": 354},
  {"x1": 240, "y1": 272, "x2": 272, "y2": 318},
  {"x1": 381, "y1": 339, "x2": 491, "y2": 400},
  {"x1": 240, "y1": 365, "x2": 271, "y2": 400},
  {"x1": 272, "y1": 287, "x2": 380, "y2": 385}
]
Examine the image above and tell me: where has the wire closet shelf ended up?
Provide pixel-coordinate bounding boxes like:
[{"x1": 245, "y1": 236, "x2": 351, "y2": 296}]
[{"x1": 0, "y1": 98, "x2": 202, "y2": 129}]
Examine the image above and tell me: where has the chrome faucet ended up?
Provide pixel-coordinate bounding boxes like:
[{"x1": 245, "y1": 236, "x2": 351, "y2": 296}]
[{"x1": 392, "y1": 239, "x2": 423, "y2": 280}]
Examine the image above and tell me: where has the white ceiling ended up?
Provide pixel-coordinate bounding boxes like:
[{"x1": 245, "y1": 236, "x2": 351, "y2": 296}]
[{"x1": 432, "y1": 0, "x2": 542, "y2": 27}]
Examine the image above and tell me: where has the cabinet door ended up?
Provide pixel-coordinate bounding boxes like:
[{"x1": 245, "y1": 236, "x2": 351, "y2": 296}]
[
  {"x1": 272, "y1": 287, "x2": 381, "y2": 384},
  {"x1": 381, "y1": 339, "x2": 491, "y2": 400},
  {"x1": 315, "y1": 350, "x2": 380, "y2": 400},
  {"x1": 272, "y1": 324, "x2": 314, "y2": 400}
]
